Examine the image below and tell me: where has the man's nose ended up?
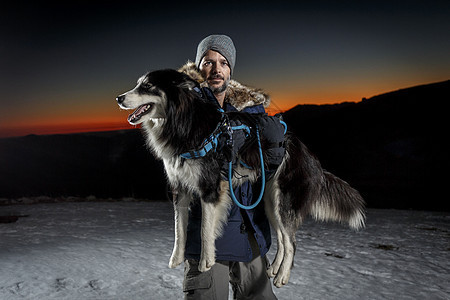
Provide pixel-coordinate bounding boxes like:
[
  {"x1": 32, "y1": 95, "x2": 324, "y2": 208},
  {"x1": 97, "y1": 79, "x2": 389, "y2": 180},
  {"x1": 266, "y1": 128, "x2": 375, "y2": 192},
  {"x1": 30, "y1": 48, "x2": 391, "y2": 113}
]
[{"x1": 212, "y1": 64, "x2": 222, "y2": 74}]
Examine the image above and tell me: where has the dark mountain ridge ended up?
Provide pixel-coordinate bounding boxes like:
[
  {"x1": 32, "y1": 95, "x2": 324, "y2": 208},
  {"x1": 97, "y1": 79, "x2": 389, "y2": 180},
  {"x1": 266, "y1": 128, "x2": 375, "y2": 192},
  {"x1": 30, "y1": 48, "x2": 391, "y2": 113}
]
[
  {"x1": 1, "y1": 80, "x2": 448, "y2": 210},
  {"x1": 283, "y1": 80, "x2": 449, "y2": 211},
  {"x1": 0, "y1": 130, "x2": 167, "y2": 201}
]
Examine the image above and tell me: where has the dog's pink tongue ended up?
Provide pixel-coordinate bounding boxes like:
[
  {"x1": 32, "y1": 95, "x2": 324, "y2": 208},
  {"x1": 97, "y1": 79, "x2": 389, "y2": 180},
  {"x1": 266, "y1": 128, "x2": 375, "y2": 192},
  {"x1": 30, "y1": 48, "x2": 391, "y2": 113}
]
[{"x1": 128, "y1": 104, "x2": 150, "y2": 124}]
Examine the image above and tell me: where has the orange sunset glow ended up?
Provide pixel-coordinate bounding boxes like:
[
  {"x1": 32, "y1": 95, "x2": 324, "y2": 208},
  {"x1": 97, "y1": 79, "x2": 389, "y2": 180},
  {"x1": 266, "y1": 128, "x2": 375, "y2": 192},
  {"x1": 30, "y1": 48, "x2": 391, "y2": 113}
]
[
  {"x1": 1, "y1": 2, "x2": 449, "y2": 139},
  {"x1": 0, "y1": 96, "x2": 291, "y2": 138},
  {"x1": 0, "y1": 87, "x2": 375, "y2": 138},
  {"x1": 0, "y1": 76, "x2": 448, "y2": 139}
]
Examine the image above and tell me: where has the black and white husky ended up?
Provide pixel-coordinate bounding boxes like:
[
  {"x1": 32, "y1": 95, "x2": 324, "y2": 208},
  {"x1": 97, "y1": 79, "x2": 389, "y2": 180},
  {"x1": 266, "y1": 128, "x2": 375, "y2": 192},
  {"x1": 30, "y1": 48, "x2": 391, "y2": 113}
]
[{"x1": 116, "y1": 69, "x2": 365, "y2": 287}]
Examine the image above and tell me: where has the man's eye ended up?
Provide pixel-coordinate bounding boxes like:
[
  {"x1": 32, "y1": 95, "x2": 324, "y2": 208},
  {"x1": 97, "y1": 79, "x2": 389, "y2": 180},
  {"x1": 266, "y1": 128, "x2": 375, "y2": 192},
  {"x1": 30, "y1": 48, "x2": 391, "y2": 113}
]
[{"x1": 203, "y1": 61, "x2": 211, "y2": 66}]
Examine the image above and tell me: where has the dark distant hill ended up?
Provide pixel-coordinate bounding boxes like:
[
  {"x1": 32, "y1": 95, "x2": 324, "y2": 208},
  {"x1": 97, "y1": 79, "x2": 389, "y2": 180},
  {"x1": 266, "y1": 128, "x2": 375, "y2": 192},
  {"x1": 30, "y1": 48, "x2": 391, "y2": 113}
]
[
  {"x1": 0, "y1": 80, "x2": 449, "y2": 211},
  {"x1": 0, "y1": 130, "x2": 167, "y2": 201},
  {"x1": 283, "y1": 80, "x2": 449, "y2": 211}
]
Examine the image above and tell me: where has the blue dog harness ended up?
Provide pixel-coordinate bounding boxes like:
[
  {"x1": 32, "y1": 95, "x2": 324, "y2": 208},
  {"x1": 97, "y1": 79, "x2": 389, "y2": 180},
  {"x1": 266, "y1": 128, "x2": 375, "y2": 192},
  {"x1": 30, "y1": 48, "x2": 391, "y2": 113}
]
[
  {"x1": 180, "y1": 113, "x2": 251, "y2": 160},
  {"x1": 180, "y1": 108, "x2": 287, "y2": 210}
]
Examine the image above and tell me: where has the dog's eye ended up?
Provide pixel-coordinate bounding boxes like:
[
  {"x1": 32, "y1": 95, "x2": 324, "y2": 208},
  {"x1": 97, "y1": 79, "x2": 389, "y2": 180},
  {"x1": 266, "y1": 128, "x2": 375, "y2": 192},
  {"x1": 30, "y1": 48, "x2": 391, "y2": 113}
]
[{"x1": 142, "y1": 82, "x2": 152, "y2": 89}]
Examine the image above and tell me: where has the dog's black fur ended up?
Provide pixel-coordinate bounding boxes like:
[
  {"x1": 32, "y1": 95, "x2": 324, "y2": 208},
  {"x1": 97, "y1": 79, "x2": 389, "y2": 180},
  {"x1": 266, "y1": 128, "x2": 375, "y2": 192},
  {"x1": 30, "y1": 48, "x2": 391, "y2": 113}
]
[{"x1": 116, "y1": 69, "x2": 366, "y2": 287}]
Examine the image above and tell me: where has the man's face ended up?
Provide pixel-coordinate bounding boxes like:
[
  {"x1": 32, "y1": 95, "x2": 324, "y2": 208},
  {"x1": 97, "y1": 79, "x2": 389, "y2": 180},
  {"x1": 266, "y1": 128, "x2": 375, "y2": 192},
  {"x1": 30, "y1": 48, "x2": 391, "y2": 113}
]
[{"x1": 199, "y1": 50, "x2": 231, "y2": 94}]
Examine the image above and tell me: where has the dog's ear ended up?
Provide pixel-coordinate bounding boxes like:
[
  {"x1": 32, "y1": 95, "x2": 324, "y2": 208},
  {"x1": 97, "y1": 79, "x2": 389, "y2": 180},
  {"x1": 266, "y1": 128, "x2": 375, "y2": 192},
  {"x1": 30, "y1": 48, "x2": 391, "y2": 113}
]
[{"x1": 176, "y1": 78, "x2": 197, "y2": 90}]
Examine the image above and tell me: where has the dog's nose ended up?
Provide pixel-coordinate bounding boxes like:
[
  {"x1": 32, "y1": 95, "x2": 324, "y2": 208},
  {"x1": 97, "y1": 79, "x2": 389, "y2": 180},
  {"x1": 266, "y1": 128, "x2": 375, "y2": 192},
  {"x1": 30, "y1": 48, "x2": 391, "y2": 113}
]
[{"x1": 116, "y1": 95, "x2": 125, "y2": 104}]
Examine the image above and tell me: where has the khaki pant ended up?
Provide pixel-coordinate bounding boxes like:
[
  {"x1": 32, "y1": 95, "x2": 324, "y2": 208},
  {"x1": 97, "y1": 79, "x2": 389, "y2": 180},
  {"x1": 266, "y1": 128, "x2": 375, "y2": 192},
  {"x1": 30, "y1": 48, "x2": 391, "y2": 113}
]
[{"x1": 183, "y1": 235, "x2": 277, "y2": 300}]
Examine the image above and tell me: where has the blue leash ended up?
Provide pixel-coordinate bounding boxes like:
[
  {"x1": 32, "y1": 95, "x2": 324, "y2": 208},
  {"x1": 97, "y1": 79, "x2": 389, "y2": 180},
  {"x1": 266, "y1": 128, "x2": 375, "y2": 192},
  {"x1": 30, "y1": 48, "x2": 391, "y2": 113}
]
[
  {"x1": 228, "y1": 125, "x2": 265, "y2": 210},
  {"x1": 279, "y1": 120, "x2": 287, "y2": 135}
]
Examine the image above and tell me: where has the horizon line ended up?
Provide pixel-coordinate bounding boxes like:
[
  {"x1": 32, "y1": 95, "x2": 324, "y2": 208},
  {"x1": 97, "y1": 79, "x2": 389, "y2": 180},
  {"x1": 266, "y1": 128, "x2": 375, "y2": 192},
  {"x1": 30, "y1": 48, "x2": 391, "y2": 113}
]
[{"x1": 3, "y1": 76, "x2": 448, "y2": 139}]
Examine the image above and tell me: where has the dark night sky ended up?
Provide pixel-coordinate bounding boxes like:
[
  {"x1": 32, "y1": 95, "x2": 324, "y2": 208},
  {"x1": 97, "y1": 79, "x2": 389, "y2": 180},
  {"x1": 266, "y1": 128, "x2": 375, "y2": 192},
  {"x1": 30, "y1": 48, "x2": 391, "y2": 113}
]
[{"x1": 1, "y1": 0, "x2": 449, "y2": 137}]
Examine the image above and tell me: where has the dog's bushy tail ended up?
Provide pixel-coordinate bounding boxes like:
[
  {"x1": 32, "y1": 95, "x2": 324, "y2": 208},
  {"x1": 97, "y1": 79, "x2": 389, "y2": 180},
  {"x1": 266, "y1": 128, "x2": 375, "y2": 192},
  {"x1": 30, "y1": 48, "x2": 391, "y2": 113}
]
[
  {"x1": 279, "y1": 136, "x2": 365, "y2": 230},
  {"x1": 310, "y1": 170, "x2": 366, "y2": 230}
]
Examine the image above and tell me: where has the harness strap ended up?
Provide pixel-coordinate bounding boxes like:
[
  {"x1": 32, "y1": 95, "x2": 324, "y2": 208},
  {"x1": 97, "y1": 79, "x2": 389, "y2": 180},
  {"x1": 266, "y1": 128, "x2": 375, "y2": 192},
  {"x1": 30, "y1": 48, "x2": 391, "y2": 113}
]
[
  {"x1": 230, "y1": 124, "x2": 251, "y2": 136},
  {"x1": 180, "y1": 114, "x2": 225, "y2": 159},
  {"x1": 180, "y1": 139, "x2": 218, "y2": 159},
  {"x1": 180, "y1": 120, "x2": 251, "y2": 159}
]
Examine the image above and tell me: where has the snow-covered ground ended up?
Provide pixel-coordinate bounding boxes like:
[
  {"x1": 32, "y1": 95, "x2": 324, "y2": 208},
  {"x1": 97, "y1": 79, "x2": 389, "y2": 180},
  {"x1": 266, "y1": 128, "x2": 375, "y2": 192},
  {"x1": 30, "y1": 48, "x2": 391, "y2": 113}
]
[{"x1": 0, "y1": 201, "x2": 449, "y2": 299}]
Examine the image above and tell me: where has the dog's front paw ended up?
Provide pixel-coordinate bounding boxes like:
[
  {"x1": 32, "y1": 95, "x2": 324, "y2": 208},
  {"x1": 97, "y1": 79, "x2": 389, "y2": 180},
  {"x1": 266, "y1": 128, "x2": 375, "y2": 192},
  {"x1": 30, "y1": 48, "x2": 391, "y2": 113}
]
[
  {"x1": 168, "y1": 253, "x2": 184, "y2": 269},
  {"x1": 266, "y1": 265, "x2": 276, "y2": 278},
  {"x1": 267, "y1": 251, "x2": 283, "y2": 278},
  {"x1": 198, "y1": 257, "x2": 215, "y2": 272}
]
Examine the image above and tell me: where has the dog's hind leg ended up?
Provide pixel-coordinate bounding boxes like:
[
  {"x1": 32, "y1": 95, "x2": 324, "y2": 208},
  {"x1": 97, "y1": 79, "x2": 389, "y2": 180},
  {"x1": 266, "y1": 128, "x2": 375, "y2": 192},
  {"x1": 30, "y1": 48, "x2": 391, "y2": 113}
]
[
  {"x1": 169, "y1": 189, "x2": 190, "y2": 269},
  {"x1": 273, "y1": 207, "x2": 298, "y2": 288},
  {"x1": 265, "y1": 178, "x2": 299, "y2": 287},
  {"x1": 264, "y1": 179, "x2": 285, "y2": 278},
  {"x1": 198, "y1": 181, "x2": 231, "y2": 272}
]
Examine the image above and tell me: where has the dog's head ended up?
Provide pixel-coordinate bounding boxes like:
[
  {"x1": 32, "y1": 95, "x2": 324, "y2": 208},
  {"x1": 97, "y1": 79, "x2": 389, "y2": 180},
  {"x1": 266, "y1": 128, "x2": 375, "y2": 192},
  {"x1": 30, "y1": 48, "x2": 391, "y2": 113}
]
[{"x1": 116, "y1": 69, "x2": 198, "y2": 125}]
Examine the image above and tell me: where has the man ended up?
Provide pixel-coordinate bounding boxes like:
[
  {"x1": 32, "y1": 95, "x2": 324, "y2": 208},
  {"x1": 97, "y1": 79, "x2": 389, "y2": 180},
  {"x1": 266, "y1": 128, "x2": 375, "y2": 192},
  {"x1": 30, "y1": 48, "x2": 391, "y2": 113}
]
[{"x1": 178, "y1": 34, "x2": 278, "y2": 300}]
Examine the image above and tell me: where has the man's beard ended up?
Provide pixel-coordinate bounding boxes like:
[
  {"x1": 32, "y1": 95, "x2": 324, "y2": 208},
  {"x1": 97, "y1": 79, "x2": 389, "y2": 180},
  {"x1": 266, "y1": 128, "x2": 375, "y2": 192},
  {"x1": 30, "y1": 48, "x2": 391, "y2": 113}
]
[{"x1": 208, "y1": 75, "x2": 230, "y2": 94}]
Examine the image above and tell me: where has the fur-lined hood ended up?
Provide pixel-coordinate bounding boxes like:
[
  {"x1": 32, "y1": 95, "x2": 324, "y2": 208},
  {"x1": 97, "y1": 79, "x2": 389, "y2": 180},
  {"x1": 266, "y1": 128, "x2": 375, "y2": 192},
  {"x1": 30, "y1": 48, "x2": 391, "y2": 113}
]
[{"x1": 178, "y1": 61, "x2": 270, "y2": 111}]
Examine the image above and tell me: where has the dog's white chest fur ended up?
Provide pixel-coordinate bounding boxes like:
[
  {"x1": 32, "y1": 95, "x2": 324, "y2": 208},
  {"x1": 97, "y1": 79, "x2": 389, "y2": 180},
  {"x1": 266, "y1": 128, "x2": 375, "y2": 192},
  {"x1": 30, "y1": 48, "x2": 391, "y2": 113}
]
[
  {"x1": 163, "y1": 158, "x2": 202, "y2": 192},
  {"x1": 143, "y1": 120, "x2": 203, "y2": 193}
]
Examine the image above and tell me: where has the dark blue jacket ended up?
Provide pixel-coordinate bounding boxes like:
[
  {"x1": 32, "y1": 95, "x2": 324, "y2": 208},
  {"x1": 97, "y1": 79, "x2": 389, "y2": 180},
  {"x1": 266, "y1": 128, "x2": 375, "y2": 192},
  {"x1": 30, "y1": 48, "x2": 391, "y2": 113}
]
[{"x1": 184, "y1": 88, "x2": 272, "y2": 262}]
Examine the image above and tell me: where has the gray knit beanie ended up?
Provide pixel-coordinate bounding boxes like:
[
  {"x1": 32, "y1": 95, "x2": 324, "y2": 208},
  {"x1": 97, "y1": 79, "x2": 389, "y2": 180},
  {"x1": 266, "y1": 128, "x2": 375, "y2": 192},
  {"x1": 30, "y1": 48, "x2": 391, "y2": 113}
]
[{"x1": 195, "y1": 34, "x2": 236, "y2": 75}]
